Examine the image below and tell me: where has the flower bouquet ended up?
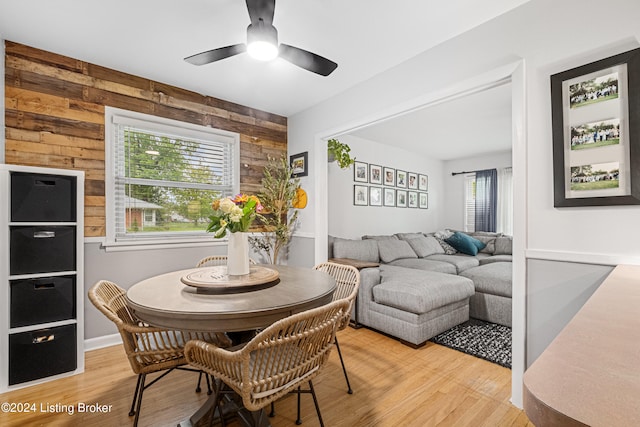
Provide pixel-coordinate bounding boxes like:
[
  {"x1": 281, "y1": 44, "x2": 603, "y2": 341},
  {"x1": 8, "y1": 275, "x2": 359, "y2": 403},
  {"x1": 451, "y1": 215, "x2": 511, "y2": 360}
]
[{"x1": 207, "y1": 194, "x2": 263, "y2": 237}]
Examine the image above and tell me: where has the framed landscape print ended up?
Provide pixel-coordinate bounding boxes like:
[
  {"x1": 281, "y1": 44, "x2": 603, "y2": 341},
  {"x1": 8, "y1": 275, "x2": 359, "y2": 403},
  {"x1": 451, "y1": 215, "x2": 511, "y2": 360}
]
[
  {"x1": 419, "y1": 192, "x2": 428, "y2": 209},
  {"x1": 551, "y1": 47, "x2": 640, "y2": 206},
  {"x1": 369, "y1": 186, "x2": 382, "y2": 206},
  {"x1": 369, "y1": 164, "x2": 382, "y2": 184},
  {"x1": 408, "y1": 172, "x2": 418, "y2": 189},
  {"x1": 396, "y1": 170, "x2": 407, "y2": 188},
  {"x1": 384, "y1": 188, "x2": 395, "y2": 206},
  {"x1": 418, "y1": 174, "x2": 428, "y2": 191},
  {"x1": 396, "y1": 190, "x2": 407, "y2": 207},
  {"x1": 407, "y1": 191, "x2": 418, "y2": 208},
  {"x1": 383, "y1": 167, "x2": 396, "y2": 186},
  {"x1": 290, "y1": 152, "x2": 308, "y2": 177},
  {"x1": 354, "y1": 161, "x2": 368, "y2": 182},
  {"x1": 354, "y1": 185, "x2": 368, "y2": 205}
]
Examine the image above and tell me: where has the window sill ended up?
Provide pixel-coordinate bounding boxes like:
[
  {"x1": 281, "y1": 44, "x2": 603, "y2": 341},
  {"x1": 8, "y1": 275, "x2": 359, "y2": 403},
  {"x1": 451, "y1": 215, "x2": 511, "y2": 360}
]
[{"x1": 101, "y1": 237, "x2": 227, "y2": 252}]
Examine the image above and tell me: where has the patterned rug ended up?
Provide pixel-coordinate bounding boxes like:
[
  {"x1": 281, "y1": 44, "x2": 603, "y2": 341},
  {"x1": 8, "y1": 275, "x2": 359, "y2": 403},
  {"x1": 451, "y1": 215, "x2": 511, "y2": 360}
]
[{"x1": 430, "y1": 319, "x2": 512, "y2": 368}]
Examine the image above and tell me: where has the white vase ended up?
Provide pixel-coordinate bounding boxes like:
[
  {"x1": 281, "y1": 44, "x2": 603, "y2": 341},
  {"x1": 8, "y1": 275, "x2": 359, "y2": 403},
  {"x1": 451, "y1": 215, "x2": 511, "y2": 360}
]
[{"x1": 227, "y1": 232, "x2": 250, "y2": 275}]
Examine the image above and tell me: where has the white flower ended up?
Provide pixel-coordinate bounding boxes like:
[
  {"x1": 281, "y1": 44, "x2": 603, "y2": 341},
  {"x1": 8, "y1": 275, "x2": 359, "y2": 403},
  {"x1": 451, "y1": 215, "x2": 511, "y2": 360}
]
[
  {"x1": 229, "y1": 205, "x2": 244, "y2": 222},
  {"x1": 219, "y1": 198, "x2": 235, "y2": 213}
]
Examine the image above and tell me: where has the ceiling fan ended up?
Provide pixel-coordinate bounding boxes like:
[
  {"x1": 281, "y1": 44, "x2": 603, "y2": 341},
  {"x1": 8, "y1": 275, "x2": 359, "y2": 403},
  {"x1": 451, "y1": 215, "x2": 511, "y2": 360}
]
[{"x1": 184, "y1": 0, "x2": 338, "y2": 76}]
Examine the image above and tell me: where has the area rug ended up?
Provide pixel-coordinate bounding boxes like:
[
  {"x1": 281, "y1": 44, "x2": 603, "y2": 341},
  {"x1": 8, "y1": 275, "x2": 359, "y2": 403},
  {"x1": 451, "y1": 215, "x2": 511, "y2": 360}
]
[{"x1": 430, "y1": 319, "x2": 512, "y2": 368}]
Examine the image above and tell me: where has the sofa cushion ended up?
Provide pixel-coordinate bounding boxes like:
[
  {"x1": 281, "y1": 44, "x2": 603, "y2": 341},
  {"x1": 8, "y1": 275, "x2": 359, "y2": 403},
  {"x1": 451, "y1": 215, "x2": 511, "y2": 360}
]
[
  {"x1": 425, "y1": 254, "x2": 480, "y2": 273},
  {"x1": 461, "y1": 262, "x2": 512, "y2": 298},
  {"x1": 362, "y1": 234, "x2": 397, "y2": 241},
  {"x1": 471, "y1": 235, "x2": 497, "y2": 254},
  {"x1": 333, "y1": 238, "x2": 379, "y2": 262},
  {"x1": 378, "y1": 239, "x2": 417, "y2": 263},
  {"x1": 405, "y1": 235, "x2": 444, "y2": 257},
  {"x1": 372, "y1": 272, "x2": 474, "y2": 314},
  {"x1": 445, "y1": 232, "x2": 485, "y2": 256},
  {"x1": 395, "y1": 232, "x2": 425, "y2": 241},
  {"x1": 479, "y1": 255, "x2": 513, "y2": 265},
  {"x1": 494, "y1": 236, "x2": 513, "y2": 255},
  {"x1": 387, "y1": 258, "x2": 456, "y2": 274}
]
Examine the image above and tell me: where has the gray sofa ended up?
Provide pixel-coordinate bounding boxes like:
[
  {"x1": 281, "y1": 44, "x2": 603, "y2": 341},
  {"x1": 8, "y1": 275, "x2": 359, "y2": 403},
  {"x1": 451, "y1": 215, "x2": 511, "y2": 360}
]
[{"x1": 330, "y1": 230, "x2": 512, "y2": 347}]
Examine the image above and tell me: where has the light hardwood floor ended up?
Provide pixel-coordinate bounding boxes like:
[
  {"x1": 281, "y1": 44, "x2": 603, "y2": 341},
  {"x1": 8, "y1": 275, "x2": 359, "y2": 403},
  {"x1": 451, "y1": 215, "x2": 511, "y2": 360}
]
[{"x1": 0, "y1": 327, "x2": 532, "y2": 427}]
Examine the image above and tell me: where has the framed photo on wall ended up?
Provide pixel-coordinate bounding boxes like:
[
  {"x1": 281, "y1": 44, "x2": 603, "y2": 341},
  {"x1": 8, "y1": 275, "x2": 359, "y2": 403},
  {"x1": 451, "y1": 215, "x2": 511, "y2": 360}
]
[
  {"x1": 419, "y1": 192, "x2": 429, "y2": 209},
  {"x1": 408, "y1": 172, "x2": 418, "y2": 189},
  {"x1": 354, "y1": 161, "x2": 368, "y2": 182},
  {"x1": 354, "y1": 185, "x2": 368, "y2": 206},
  {"x1": 369, "y1": 186, "x2": 382, "y2": 206},
  {"x1": 384, "y1": 188, "x2": 395, "y2": 206},
  {"x1": 290, "y1": 152, "x2": 308, "y2": 177},
  {"x1": 396, "y1": 170, "x2": 407, "y2": 188},
  {"x1": 551, "y1": 47, "x2": 640, "y2": 206},
  {"x1": 369, "y1": 164, "x2": 382, "y2": 184},
  {"x1": 396, "y1": 190, "x2": 407, "y2": 207},
  {"x1": 418, "y1": 174, "x2": 428, "y2": 191},
  {"x1": 407, "y1": 191, "x2": 418, "y2": 208},
  {"x1": 383, "y1": 167, "x2": 396, "y2": 186}
]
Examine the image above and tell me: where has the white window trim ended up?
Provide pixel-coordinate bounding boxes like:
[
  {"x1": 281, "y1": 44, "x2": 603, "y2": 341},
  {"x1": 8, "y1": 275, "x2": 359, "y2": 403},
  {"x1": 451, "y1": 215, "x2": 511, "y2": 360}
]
[
  {"x1": 104, "y1": 107, "x2": 240, "y2": 251},
  {"x1": 464, "y1": 173, "x2": 476, "y2": 233}
]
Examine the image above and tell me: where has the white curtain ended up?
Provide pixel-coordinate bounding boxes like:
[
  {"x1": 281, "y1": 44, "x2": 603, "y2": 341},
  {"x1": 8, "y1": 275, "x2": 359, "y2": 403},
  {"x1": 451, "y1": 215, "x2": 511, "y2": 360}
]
[{"x1": 497, "y1": 167, "x2": 513, "y2": 235}]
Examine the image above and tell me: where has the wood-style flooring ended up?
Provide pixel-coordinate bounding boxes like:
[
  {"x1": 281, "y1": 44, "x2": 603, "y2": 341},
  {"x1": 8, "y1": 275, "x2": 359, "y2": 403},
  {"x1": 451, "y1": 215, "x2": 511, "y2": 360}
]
[{"x1": 0, "y1": 326, "x2": 532, "y2": 427}]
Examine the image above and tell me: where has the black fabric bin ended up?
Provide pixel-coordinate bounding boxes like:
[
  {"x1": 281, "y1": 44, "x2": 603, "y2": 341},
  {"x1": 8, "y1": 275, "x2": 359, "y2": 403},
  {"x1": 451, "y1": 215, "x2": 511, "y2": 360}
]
[
  {"x1": 11, "y1": 172, "x2": 76, "y2": 222},
  {"x1": 10, "y1": 276, "x2": 76, "y2": 328},
  {"x1": 9, "y1": 324, "x2": 77, "y2": 385},
  {"x1": 9, "y1": 226, "x2": 76, "y2": 275}
]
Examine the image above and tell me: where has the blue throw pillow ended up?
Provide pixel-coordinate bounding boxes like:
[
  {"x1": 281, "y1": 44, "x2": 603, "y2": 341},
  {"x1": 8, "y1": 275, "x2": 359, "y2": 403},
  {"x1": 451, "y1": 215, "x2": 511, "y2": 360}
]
[{"x1": 445, "y1": 232, "x2": 486, "y2": 256}]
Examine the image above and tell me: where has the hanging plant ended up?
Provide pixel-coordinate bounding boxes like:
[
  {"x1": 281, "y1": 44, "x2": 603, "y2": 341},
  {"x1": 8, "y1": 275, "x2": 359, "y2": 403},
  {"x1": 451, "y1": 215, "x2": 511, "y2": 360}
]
[{"x1": 327, "y1": 138, "x2": 356, "y2": 169}]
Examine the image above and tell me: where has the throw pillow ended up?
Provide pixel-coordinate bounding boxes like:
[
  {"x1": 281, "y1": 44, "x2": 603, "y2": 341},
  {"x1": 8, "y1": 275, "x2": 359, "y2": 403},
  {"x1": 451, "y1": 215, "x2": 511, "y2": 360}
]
[
  {"x1": 434, "y1": 236, "x2": 458, "y2": 255},
  {"x1": 377, "y1": 239, "x2": 418, "y2": 263},
  {"x1": 494, "y1": 236, "x2": 513, "y2": 255},
  {"x1": 445, "y1": 232, "x2": 486, "y2": 256},
  {"x1": 405, "y1": 235, "x2": 444, "y2": 257}
]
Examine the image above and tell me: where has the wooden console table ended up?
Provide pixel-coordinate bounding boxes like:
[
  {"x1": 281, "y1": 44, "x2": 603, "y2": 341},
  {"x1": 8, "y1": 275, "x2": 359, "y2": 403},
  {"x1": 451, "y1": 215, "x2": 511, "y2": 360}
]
[{"x1": 523, "y1": 264, "x2": 640, "y2": 426}]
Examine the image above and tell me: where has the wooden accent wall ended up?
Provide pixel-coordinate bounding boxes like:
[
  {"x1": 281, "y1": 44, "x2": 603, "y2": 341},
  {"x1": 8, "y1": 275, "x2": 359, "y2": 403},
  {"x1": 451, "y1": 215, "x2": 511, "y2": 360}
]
[{"x1": 4, "y1": 41, "x2": 287, "y2": 237}]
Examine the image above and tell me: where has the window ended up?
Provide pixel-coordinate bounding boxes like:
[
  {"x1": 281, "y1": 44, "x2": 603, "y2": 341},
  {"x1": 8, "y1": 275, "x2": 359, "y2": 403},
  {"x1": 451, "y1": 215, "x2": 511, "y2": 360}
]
[
  {"x1": 105, "y1": 107, "x2": 240, "y2": 248},
  {"x1": 464, "y1": 174, "x2": 476, "y2": 232}
]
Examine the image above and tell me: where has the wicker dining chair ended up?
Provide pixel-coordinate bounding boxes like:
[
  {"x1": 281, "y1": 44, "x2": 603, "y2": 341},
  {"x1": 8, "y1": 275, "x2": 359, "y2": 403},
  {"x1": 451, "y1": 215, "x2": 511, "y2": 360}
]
[
  {"x1": 88, "y1": 280, "x2": 232, "y2": 427},
  {"x1": 313, "y1": 262, "x2": 361, "y2": 394},
  {"x1": 184, "y1": 299, "x2": 349, "y2": 427},
  {"x1": 196, "y1": 255, "x2": 257, "y2": 268}
]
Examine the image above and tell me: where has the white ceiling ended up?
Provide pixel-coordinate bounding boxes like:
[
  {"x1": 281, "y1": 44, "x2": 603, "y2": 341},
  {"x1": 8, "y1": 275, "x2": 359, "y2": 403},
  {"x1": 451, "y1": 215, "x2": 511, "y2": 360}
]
[
  {"x1": 0, "y1": 0, "x2": 528, "y2": 118},
  {"x1": 349, "y1": 82, "x2": 513, "y2": 160}
]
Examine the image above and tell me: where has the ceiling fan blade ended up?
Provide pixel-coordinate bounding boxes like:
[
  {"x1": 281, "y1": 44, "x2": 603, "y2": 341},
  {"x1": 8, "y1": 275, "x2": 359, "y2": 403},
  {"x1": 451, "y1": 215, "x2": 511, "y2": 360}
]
[
  {"x1": 246, "y1": 0, "x2": 276, "y2": 25},
  {"x1": 184, "y1": 44, "x2": 247, "y2": 65},
  {"x1": 279, "y1": 44, "x2": 338, "y2": 76}
]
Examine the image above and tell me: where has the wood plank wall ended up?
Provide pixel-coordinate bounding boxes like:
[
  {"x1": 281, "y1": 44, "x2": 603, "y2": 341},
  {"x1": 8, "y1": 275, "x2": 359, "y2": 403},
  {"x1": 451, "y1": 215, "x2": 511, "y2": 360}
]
[{"x1": 4, "y1": 41, "x2": 287, "y2": 238}]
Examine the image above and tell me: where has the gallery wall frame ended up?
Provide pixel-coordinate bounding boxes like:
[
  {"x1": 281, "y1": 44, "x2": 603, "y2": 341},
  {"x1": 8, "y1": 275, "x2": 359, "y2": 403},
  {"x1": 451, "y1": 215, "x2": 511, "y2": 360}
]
[
  {"x1": 354, "y1": 184, "x2": 368, "y2": 206},
  {"x1": 290, "y1": 152, "x2": 308, "y2": 177},
  {"x1": 370, "y1": 164, "x2": 382, "y2": 184},
  {"x1": 354, "y1": 161, "x2": 368, "y2": 182},
  {"x1": 551, "y1": 47, "x2": 640, "y2": 207}
]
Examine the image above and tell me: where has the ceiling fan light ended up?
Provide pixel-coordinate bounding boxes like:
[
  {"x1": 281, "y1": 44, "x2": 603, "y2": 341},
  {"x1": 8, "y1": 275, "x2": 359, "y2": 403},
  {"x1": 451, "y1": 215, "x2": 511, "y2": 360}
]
[{"x1": 247, "y1": 40, "x2": 278, "y2": 61}]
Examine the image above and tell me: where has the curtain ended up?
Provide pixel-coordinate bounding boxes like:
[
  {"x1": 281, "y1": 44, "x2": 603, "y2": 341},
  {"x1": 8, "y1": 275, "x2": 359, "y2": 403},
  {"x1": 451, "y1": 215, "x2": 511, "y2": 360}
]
[
  {"x1": 474, "y1": 169, "x2": 497, "y2": 232},
  {"x1": 497, "y1": 167, "x2": 513, "y2": 235}
]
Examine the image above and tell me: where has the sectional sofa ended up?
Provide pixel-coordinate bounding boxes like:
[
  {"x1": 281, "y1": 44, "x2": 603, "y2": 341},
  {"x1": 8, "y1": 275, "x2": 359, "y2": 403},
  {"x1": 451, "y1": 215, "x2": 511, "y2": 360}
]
[{"x1": 329, "y1": 230, "x2": 512, "y2": 347}]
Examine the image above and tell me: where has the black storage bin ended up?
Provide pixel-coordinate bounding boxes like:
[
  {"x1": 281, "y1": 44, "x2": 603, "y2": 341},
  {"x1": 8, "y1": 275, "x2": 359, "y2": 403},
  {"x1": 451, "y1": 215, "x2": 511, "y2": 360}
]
[
  {"x1": 10, "y1": 276, "x2": 76, "y2": 328},
  {"x1": 9, "y1": 324, "x2": 77, "y2": 385},
  {"x1": 11, "y1": 172, "x2": 76, "y2": 222},
  {"x1": 9, "y1": 226, "x2": 76, "y2": 275}
]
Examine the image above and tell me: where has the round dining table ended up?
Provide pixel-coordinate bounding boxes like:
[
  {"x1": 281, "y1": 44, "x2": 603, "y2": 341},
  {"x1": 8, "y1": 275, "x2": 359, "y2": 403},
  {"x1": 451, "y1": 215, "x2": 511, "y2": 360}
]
[{"x1": 125, "y1": 263, "x2": 337, "y2": 427}]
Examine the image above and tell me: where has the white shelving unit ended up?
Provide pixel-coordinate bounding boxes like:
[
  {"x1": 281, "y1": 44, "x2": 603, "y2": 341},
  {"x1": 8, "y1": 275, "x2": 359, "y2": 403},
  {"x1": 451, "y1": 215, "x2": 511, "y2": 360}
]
[{"x1": 0, "y1": 164, "x2": 84, "y2": 392}]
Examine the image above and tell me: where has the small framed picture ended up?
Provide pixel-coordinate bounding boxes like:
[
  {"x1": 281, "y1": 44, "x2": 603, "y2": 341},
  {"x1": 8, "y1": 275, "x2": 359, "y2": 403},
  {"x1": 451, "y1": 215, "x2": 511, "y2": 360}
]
[
  {"x1": 384, "y1": 188, "x2": 395, "y2": 206},
  {"x1": 383, "y1": 167, "x2": 396, "y2": 186},
  {"x1": 369, "y1": 164, "x2": 382, "y2": 184},
  {"x1": 290, "y1": 152, "x2": 308, "y2": 177},
  {"x1": 419, "y1": 192, "x2": 429, "y2": 209},
  {"x1": 408, "y1": 191, "x2": 418, "y2": 208},
  {"x1": 408, "y1": 173, "x2": 418, "y2": 189},
  {"x1": 418, "y1": 174, "x2": 428, "y2": 191},
  {"x1": 354, "y1": 185, "x2": 368, "y2": 206},
  {"x1": 354, "y1": 161, "x2": 368, "y2": 182},
  {"x1": 369, "y1": 186, "x2": 382, "y2": 206},
  {"x1": 396, "y1": 170, "x2": 407, "y2": 188},
  {"x1": 396, "y1": 190, "x2": 407, "y2": 207}
]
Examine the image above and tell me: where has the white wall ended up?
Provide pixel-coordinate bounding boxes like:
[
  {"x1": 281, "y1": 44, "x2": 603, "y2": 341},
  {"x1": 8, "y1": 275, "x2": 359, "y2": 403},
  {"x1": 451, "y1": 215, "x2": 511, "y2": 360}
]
[
  {"x1": 443, "y1": 150, "x2": 512, "y2": 231},
  {"x1": 328, "y1": 135, "x2": 443, "y2": 239}
]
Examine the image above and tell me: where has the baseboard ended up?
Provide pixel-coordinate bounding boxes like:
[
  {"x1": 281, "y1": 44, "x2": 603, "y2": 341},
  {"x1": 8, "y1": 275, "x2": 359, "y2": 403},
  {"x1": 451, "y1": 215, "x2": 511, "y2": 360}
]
[{"x1": 84, "y1": 333, "x2": 122, "y2": 352}]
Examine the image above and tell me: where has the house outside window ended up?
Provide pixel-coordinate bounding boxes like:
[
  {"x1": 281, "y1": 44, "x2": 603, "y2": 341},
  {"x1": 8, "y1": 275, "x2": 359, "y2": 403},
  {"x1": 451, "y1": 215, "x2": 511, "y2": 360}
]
[{"x1": 105, "y1": 107, "x2": 240, "y2": 248}]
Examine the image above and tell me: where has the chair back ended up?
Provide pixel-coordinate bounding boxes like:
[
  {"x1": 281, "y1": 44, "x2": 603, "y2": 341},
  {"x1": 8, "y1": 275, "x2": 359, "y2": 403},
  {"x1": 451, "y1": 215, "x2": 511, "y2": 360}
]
[
  {"x1": 196, "y1": 255, "x2": 257, "y2": 268},
  {"x1": 185, "y1": 299, "x2": 348, "y2": 411},
  {"x1": 314, "y1": 262, "x2": 360, "y2": 329}
]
